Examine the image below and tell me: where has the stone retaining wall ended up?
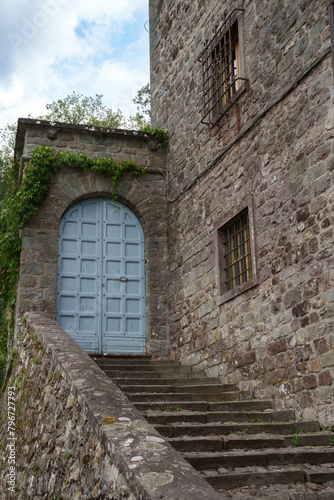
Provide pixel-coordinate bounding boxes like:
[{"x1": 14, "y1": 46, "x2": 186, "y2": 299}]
[{"x1": 0, "y1": 311, "x2": 221, "y2": 500}]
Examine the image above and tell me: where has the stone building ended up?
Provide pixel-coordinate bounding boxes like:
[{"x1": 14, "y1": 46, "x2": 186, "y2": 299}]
[
  {"x1": 14, "y1": 121, "x2": 169, "y2": 356},
  {"x1": 148, "y1": 0, "x2": 334, "y2": 423},
  {"x1": 14, "y1": 0, "x2": 333, "y2": 425}
]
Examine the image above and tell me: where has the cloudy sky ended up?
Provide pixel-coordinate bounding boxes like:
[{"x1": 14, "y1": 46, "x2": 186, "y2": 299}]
[{"x1": 0, "y1": 0, "x2": 150, "y2": 130}]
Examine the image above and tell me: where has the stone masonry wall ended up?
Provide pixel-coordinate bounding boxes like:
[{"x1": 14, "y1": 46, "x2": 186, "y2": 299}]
[
  {"x1": 15, "y1": 119, "x2": 168, "y2": 356},
  {"x1": 1, "y1": 331, "x2": 133, "y2": 500},
  {"x1": 149, "y1": 0, "x2": 334, "y2": 423},
  {"x1": 150, "y1": 0, "x2": 331, "y2": 196},
  {"x1": 0, "y1": 311, "x2": 221, "y2": 500}
]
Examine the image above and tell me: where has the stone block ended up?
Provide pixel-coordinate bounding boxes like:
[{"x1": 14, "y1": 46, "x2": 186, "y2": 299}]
[
  {"x1": 294, "y1": 35, "x2": 308, "y2": 57},
  {"x1": 303, "y1": 373, "x2": 317, "y2": 388},
  {"x1": 312, "y1": 175, "x2": 331, "y2": 197},
  {"x1": 283, "y1": 289, "x2": 302, "y2": 308},
  {"x1": 40, "y1": 277, "x2": 56, "y2": 288},
  {"x1": 313, "y1": 386, "x2": 332, "y2": 405},
  {"x1": 19, "y1": 276, "x2": 37, "y2": 288},
  {"x1": 79, "y1": 134, "x2": 94, "y2": 144},
  {"x1": 309, "y1": 359, "x2": 320, "y2": 372},
  {"x1": 310, "y1": 18, "x2": 325, "y2": 40},
  {"x1": 268, "y1": 338, "x2": 286, "y2": 355},
  {"x1": 20, "y1": 263, "x2": 43, "y2": 276},
  {"x1": 58, "y1": 132, "x2": 74, "y2": 142},
  {"x1": 320, "y1": 352, "x2": 334, "y2": 369},
  {"x1": 19, "y1": 289, "x2": 43, "y2": 300},
  {"x1": 313, "y1": 337, "x2": 328, "y2": 354},
  {"x1": 292, "y1": 300, "x2": 311, "y2": 318},
  {"x1": 318, "y1": 370, "x2": 333, "y2": 386},
  {"x1": 270, "y1": 369, "x2": 284, "y2": 385}
]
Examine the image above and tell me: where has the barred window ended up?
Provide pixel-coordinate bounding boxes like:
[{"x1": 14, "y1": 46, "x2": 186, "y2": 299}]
[
  {"x1": 222, "y1": 210, "x2": 251, "y2": 291},
  {"x1": 216, "y1": 205, "x2": 258, "y2": 304},
  {"x1": 199, "y1": 9, "x2": 247, "y2": 125}
]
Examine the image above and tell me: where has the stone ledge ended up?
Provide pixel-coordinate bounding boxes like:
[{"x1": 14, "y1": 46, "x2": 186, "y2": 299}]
[
  {"x1": 24, "y1": 311, "x2": 221, "y2": 500},
  {"x1": 15, "y1": 118, "x2": 167, "y2": 162}
]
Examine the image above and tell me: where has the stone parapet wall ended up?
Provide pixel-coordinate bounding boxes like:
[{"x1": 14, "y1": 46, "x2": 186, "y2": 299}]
[
  {"x1": 0, "y1": 312, "x2": 221, "y2": 500},
  {"x1": 15, "y1": 119, "x2": 165, "y2": 169},
  {"x1": 14, "y1": 119, "x2": 168, "y2": 356}
]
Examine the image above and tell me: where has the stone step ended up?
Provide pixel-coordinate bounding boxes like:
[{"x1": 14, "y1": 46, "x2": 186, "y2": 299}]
[
  {"x1": 92, "y1": 363, "x2": 192, "y2": 372},
  {"x1": 285, "y1": 490, "x2": 334, "y2": 500},
  {"x1": 304, "y1": 465, "x2": 334, "y2": 484},
  {"x1": 126, "y1": 391, "x2": 253, "y2": 403},
  {"x1": 209, "y1": 400, "x2": 273, "y2": 411},
  {"x1": 168, "y1": 436, "x2": 224, "y2": 452},
  {"x1": 140, "y1": 405, "x2": 291, "y2": 420},
  {"x1": 224, "y1": 432, "x2": 334, "y2": 450},
  {"x1": 284, "y1": 432, "x2": 334, "y2": 447},
  {"x1": 125, "y1": 394, "x2": 270, "y2": 406},
  {"x1": 204, "y1": 465, "x2": 307, "y2": 489},
  {"x1": 92, "y1": 357, "x2": 183, "y2": 371},
  {"x1": 149, "y1": 412, "x2": 209, "y2": 426},
  {"x1": 91, "y1": 355, "x2": 334, "y2": 493},
  {"x1": 104, "y1": 370, "x2": 206, "y2": 379},
  {"x1": 184, "y1": 448, "x2": 334, "y2": 470},
  {"x1": 116, "y1": 377, "x2": 227, "y2": 386},
  {"x1": 207, "y1": 464, "x2": 334, "y2": 490},
  {"x1": 123, "y1": 383, "x2": 236, "y2": 394},
  {"x1": 90, "y1": 354, "x2": 151, "y2": 361},
  {"x1": 219, "y1": 435, "x2": 286, "y2": 450},
  {"x1": 134, "y1": 401, "x2": 209, "y2": 412},
  {"x1": 134, "y1": 394, "x2": 255, "y2": 411},
  {"x1": 208, "y1": 409, "x2": 294, "y2": 422},
  {"x1": 152, "y1": 420, "x2": 321, "y2": 435},
  {"x1": 167, "y1": 433, "x2": 334, "y2": 452}
]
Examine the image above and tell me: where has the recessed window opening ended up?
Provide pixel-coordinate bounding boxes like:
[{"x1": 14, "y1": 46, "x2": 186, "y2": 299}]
[
  {"x1": 216, "y1": 204, "x2": 258, "y2": 304},
  {"x1": 222, "y1": 209, "x2": 251, "y2": 291},
  {"x1": 199, "y1": 8, "x2": 247, "y2": 125}
]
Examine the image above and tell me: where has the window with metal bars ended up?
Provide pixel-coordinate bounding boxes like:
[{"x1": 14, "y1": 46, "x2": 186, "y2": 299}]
[
  {"x1": 222, "y1": 210, "x2": 251, "y2": 291},
  {"x1": 199, "y1": 9, "x2": 247, "y2": 125},
  {"x1": 216, "y1": 205, "x2": 258, "y2": 304}
]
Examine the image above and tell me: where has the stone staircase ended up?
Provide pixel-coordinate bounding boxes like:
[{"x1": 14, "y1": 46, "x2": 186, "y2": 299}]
[{"x1": 91, "y1": 355, "x2": 334, "y2": 497}]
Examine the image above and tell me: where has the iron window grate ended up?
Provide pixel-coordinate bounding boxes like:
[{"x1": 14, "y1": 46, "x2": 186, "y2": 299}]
[
  {"x1": 199, "y1": 9, "x2": 247, "y2": 125},
  {"x1": 222, "y1": 209, "x2": 252, "y2": 291}
]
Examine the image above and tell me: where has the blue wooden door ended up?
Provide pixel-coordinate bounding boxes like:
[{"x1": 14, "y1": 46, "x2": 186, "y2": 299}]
[{"x1": 56, "y1": 198, "x2": 146, "y2": 354}]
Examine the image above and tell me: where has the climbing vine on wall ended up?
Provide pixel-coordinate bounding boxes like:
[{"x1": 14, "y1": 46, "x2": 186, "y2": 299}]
[
  {"x1": 140, "y1": 125, "x2": 169, "y2": 148},
  {"x1": 0, "y1": 144, "x2": 154, "y2": 363}
]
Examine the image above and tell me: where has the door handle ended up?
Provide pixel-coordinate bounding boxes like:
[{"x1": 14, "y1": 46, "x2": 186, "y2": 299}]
[{"x1": 119, "y1": 276, "x2": 128, "y2": 282}]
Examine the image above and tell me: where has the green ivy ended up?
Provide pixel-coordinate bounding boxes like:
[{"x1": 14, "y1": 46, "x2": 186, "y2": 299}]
[
  {"x1": 0, "y1": 145, "x2": 151, "y2": 368},
  {"x1": 140, "y1": 125, "x2": 169, "y2": 149}
]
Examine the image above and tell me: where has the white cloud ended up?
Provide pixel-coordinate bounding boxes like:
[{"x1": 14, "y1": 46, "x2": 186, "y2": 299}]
[{"x1": 0, "y1": 0, "x2": 149, "y2": 130}]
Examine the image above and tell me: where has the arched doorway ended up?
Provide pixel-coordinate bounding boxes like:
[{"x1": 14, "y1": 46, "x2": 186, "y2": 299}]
[{"x1": 56, "y1": 198, "x2": 146, "y2": 354}]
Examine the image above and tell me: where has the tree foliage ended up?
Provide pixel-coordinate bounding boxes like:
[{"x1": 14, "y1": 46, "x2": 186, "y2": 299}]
[
  {"x1": 0, "y1": 85, "x2": 153, "y2": 203},
  {"x1": 129, "y1": 83, "x2": 151, "y2": 129},
  {"x1": 0, "y1": 124, "x2": 16, "y2": 204},
  {"x1": 41, "y1": 91, "x2": 127, "y2": 129}
]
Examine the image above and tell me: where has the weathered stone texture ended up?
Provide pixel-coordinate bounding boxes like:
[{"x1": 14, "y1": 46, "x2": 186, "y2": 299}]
[
  {"x1": 149, "y1": 0, "x2": 334, "y2": 422},
  {"x1": 11, "y1": 0, "x2": 334, "y2": 427},
  {"x1": 0, "y1": 312, "x2": 221, "y2": 500},
  {"x1": 15, "y1": 120, "x2": 168, "y2": 356},
  {"x1": 0, "y1": 328, "x2": 133, "y2": 499}
]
